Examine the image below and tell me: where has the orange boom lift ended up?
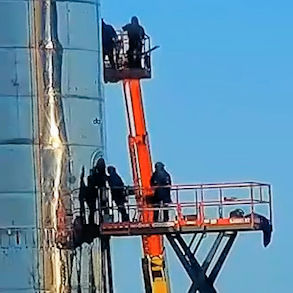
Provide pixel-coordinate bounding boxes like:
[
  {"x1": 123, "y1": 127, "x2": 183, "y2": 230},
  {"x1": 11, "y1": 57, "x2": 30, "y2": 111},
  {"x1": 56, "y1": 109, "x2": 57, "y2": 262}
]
[
  {"x1": 102, "y1": 29, "x2": 273, "y2": 293},
  {"x1": 123, "y1": 79, "x2": 168, "y2": 292},
  {"x1": 104, "y1": 32, "x2": 169, "y2": 292}
]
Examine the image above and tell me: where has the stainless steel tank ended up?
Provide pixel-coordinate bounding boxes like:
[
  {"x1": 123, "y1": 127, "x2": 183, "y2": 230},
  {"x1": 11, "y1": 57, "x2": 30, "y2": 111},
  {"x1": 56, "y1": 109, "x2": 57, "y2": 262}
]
[{"x1": 0, "y1": 0, "x2": 104, "y2": 292}]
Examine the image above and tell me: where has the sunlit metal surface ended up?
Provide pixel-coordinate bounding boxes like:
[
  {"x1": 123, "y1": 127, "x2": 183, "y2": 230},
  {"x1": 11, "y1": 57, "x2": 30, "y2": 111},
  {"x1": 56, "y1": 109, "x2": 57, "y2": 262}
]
[{"x1": 0, "y1": 0, "x2": 103, "y2": 292}]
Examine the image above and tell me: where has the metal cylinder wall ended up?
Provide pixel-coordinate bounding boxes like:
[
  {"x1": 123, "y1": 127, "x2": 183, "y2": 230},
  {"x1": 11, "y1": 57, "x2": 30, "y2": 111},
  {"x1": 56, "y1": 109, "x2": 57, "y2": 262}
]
[{"x1": 0, "y1": 0, "x2": 104, "y2": 292}]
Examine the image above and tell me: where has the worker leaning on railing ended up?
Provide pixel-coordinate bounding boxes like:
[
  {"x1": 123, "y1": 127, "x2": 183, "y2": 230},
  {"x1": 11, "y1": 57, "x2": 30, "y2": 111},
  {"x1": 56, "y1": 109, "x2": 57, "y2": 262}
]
[{"x1": 122, "y1": 16, "x2": 146, "y2": 68}]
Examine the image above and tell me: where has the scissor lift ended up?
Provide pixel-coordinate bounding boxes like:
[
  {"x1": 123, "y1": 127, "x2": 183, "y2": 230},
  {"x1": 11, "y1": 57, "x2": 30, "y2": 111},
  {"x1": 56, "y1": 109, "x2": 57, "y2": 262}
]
[
  {"x1": 100, "y1": 182, "x2": 272, "y2": 292},
  {"x1": 102, "y1": 30, "x2": 273, "y2": 293}
]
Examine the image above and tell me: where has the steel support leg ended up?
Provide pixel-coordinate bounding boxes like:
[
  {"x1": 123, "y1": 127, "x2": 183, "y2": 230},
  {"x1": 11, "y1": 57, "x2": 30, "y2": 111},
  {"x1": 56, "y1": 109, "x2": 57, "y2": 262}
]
[
  {"x1": 101, "y1": 236, "x2": 113, "y2": 293},
  {"x1": 192, "y1": 233, "x2": 205, "y2": 254},
  {"x1": 209, "y1": 232, "x2": 237, "y2": 284},
  {"x1": 188, "y1": 233, "x2": 197, "y2": 250},
  {"x1": 167, "y1": 232, "x2": 237, "y2": 293},
  {"x1": 202, "y1": 233, "x2": 224, "y2": 272},
  {"x1": 167, "y1": 234, "x2": 216, "y2": 293}
]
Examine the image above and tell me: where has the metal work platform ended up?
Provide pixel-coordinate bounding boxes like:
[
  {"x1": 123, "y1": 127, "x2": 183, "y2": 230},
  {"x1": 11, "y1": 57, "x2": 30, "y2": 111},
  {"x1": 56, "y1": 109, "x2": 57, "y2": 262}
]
[
  {"x1": 100, "y1": 182, "x2": 272, "y2": 237},
  {"x1": 95, "y1": 181, "x2": 272, "y2": 293},
  {"x1": 103, "y1": 31, "x2": 152, "y2": 83},
  {"x1": 72, "y1": 181, "x2": 272, "y2": 293}
]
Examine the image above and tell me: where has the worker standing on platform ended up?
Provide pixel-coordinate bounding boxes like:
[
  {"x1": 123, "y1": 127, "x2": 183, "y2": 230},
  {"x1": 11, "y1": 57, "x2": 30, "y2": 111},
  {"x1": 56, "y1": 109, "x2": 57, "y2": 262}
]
[
  {"x1": 107, "y1": 166, "x2": 129, "y2": 222},
  {"x1": 87, "y1": 158, "x2": 109, "y2": 224},
  {"x1": 122, "y1": 16, "x2": 145, "y2": 68},
  {"x1": 150, "y1": 162, "x2": 172, "y2": 222},
  {"x1": 102, "y1": 19, "x2": 117, "y2": 69}
]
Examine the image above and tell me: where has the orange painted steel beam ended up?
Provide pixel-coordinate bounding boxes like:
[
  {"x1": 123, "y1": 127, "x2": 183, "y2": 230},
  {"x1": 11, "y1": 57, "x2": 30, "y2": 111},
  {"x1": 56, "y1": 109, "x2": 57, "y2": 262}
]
[
  {"x1": 123, "y1": 79, "x2": 168, "y2": 293},
  {"x1": 123, "y1": 79, "x2": 163, "y2": 256}
]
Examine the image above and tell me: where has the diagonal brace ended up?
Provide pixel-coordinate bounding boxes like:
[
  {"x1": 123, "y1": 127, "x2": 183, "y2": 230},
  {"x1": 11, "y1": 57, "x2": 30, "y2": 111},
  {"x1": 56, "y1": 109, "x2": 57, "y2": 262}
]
[
  {"x1": 167, "y1": 234, "x2": 216, "y2": 293},
  {"x1": 167, "y1": 232, "x2": 237, "y2": 293},
  {"x1": 202, "y1": 232, "x2": 224, "y2": 273},
  {"x1": 209, "y1": 232, "x2": 237, "y2": 284}
]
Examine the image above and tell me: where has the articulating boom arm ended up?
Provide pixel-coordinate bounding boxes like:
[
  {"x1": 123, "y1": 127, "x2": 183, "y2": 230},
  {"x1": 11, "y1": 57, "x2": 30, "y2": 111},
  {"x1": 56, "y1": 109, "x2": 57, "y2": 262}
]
[{"x1": 122, "y1": 79, "x2": 169, "y2": 293}]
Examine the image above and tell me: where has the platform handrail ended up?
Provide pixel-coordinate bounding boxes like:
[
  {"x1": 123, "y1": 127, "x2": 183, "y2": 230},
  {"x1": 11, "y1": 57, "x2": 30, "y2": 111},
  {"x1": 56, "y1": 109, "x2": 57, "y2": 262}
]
[{"x1": 71, "y1": 181, "x2": 272, "y2": 229}]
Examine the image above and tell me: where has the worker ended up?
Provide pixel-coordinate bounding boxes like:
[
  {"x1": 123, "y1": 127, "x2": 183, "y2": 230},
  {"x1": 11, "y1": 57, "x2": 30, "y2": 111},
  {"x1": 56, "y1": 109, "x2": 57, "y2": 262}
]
[
  {"x1": 122, "y1": 16, "x2": 145, "y2": 68},
  {"x1": 107, "y1": 166, "x2": 129, "y2": 222},
  {"x1": 87, "y1": 158, "x2": 109, "y2": 224},
  {"x1": 102, "y1": 19, "x2": 117, "y2": 69},
  {"x1": 76, "y1": 167, "x2": 101, "y2": 244},
  {"x1": 150, "y1": 162, "x2": 172, "y2": 222}
]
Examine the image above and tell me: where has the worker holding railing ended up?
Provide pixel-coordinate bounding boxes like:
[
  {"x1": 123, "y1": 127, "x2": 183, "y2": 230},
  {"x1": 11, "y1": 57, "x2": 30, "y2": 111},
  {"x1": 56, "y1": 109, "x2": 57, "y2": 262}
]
[
  {"x1": 122, "y1": 16, "x2": 146, "y2": 68},
  {"x1": 87, "y1": 158, "x2": 109, "y2": 223},
  {"x1": 151, "y1": 162, "x2": 172, "y2": 222},
  {"x1": 107, "y1": 166, "x2": 130, "y2": 222}
]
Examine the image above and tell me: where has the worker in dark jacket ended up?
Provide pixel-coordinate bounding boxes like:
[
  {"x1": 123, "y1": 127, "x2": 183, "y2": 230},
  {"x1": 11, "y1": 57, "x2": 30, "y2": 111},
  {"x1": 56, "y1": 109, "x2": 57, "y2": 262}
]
[
  {"x1": 107, "y1": 166, "x2": 129, "y2": 222},
  {"x1": 102, "y1": 19, "x2": 117, "y2": 68},
  {"x1": 122, "y1": 16, "x2": 145, "y2": 68},
  {"x1": 150, "y1": 162, "x2": 172, "y2": 221},
  {"x1": 87, "y1": 158, "x2": 108, "y2": 224}
]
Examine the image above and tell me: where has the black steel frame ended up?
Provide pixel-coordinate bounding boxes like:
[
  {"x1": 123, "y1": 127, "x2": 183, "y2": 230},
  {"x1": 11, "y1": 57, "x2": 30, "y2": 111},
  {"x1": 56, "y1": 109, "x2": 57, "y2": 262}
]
[{"x1": 166, "y1": 232, "x2": 237, "y2": 293}]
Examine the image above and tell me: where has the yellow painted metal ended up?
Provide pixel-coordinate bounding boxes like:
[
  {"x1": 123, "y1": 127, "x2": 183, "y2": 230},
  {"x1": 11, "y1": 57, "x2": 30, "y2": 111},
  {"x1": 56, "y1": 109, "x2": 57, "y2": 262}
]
[
  {"x1": 153, "y1": 279, "x2": 168, "y2": 293},
  {"x1": 123, "y1": 80, "x2": 170, "y2": 293}
]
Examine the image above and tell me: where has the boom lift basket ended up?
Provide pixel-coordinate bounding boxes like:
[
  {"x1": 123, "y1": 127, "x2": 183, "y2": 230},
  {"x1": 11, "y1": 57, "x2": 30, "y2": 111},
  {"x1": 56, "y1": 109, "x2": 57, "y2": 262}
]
[{"x1": 103, "y1": 31, "x2": 153, "y2": 83}]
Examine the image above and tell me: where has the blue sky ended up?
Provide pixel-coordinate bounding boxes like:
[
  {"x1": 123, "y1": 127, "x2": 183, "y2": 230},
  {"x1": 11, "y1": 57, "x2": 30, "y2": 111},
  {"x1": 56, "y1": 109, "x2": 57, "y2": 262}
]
[{"x1": 101, "y1": 1, "x2": 293, "y2": 292}]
